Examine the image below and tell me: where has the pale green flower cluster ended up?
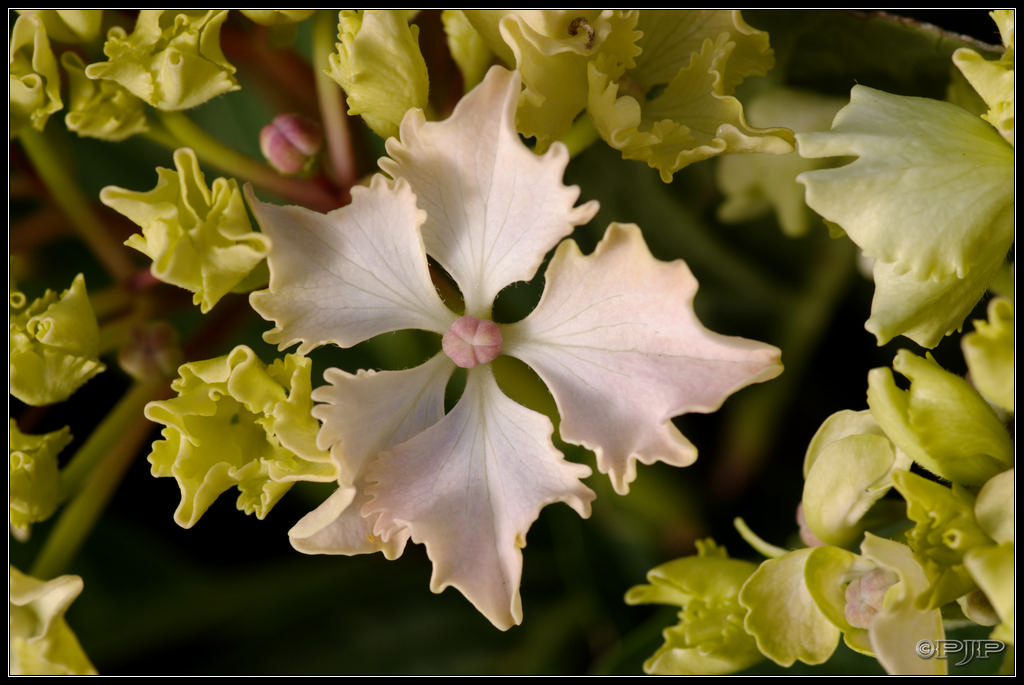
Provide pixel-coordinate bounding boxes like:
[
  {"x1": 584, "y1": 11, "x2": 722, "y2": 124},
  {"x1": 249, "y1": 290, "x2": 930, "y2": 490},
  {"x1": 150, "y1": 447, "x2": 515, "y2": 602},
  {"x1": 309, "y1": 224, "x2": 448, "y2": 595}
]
[
  {"x1": 328, "y1": 10, "x2": 793, "y2": 178},
  {"x1": 628, "y1": 11, "x2": 1014, "y2": 676},
  {"x1": 630, "y1": 332, "x2": 1013, "y2": 674}
]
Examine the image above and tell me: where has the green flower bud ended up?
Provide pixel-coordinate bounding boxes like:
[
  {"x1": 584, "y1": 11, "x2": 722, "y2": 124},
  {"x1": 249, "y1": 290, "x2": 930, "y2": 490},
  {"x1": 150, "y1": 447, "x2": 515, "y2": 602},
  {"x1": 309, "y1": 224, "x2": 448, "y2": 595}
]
[
  {"x1": 85, "y1": 10, "x2": 238, "y2": 111},
  {"x1": 800, "y1": 409, "x2": 912, "y2": 548},
  {"x1": 101, "y1": 148, "x2": 271, "y2": 313},
  {"x1": 626, "y1": 540, "x2": 764, "y2": 675},
  {"x1": 867, "y1": 350, "x2": 1013, "y2": 487},
  {"x1": 9, "y1": 273, "x2": 106, "y2": 406},
  {"x1": 144, "y1": 346, "x2": 337, "y2": 528},
  {"x1": 9, "y1": 12, "x2": 63, "y2": 137},
  {"x1": 9, "y1": 566, "x2": 97, "y2": 675},
  {"x1": 326, "y1": 10, "x2": 430, "y2": 141},
  {"x1": 8, "y1": 420, "x2": 72, "y2": 540},
  {"x1": 61, "y1": 52, "x2": 149, "y2": 142}
]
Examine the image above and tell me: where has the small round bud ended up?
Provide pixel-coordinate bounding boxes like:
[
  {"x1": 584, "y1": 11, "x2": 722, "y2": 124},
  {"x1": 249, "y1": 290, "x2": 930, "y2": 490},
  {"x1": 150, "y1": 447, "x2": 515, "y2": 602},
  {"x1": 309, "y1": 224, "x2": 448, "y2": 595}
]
[
  {"x1": 260, "y1": 113, "x2": 324, "y2": 175},
  {"x1": 442, "y1": 315, "x2": 503, "y2": 368}
]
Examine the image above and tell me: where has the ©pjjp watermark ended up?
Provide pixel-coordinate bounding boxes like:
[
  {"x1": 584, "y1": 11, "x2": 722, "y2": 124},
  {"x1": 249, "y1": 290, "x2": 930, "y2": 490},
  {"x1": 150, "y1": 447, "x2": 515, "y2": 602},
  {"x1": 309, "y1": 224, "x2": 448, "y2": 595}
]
[{"x1": 916, "y1": 639, "x2": 1006, "y2": 666}]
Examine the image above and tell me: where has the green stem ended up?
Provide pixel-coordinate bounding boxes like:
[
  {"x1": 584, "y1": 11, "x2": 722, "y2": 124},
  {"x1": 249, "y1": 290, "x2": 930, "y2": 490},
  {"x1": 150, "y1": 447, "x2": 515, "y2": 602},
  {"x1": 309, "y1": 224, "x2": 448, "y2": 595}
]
[
  {"x1": 18, "y1": 128, "x2": 138, "y2": 282},
  {"x1": 32, "y1": 380, "x2": 168, "y2": 579},
  {"x1": 561, "y1": 113, "x2": 602, "y2": 159},
  {"x1": 155, "y1": 109, "x2": 339, "y2": 212},
  {"x1": 312, "y1": 9, "x2": 358, "y2": 201}
]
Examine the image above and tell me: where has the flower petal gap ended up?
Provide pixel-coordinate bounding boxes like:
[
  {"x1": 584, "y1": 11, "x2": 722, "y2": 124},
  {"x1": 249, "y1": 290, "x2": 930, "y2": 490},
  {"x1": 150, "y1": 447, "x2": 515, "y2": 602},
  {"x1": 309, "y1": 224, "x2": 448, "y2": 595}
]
[
  {"x1": 379, "y1": 66, "x2": 599, "y2": 316},
  {"x1": 363, "y1": 364, "x2": 595, "y2": 630},
  {"x1": 248, "y1": 175, "x2": 456, "y2": 355},
  {"x1": 504, "y1": 222, "x2": 783, "y2": 494}
]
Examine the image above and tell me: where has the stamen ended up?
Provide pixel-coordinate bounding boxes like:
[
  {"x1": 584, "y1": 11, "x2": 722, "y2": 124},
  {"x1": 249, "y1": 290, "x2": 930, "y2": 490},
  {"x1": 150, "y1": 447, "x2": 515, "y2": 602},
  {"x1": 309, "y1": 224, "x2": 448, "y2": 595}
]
[{"x1": 442, "y1": 315, "x2": 503, "y2": 368}]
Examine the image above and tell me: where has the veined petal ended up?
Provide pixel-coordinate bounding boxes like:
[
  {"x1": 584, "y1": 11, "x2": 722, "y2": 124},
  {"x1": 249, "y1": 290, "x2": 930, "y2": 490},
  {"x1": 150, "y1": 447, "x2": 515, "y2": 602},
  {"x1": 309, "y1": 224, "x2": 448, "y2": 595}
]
[
  {"x1": 289, "y1": 485, "x2": 408, "y2": 560},
  {"x1": 290, "y1": 354, "x2": 455, "y2": 558},
  {"x1": 364, "y1": 364, "x2": 595, "y2": 630},
  {"x1": 504, "y1": 223, "x2": 783, "y2": 494},
  {"x1": 797, "y1": 85, "x2": 1014, "y2": 281},
  {"x1": 380, "y1": 66, "x2": 599, "y2": 316},
  {"x1": 248, "y1": 175, "x2": 455, "y2": 354}
]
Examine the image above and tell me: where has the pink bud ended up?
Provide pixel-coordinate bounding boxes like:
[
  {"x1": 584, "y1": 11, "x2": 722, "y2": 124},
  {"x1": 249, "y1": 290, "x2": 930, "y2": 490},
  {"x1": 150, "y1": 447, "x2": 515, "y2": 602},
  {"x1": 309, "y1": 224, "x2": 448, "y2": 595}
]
[
  {"x1": 442, "y1": 315, "x2": 503, "y2": 368},
  {"x1": 260, "y1": 113, "x2": 323, "y2": 175}
]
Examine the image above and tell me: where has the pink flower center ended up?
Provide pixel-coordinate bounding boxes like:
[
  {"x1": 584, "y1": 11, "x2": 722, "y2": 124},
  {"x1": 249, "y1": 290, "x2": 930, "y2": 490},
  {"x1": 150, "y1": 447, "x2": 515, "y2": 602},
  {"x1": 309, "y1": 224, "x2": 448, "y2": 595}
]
[{"x1": 442, "y1": 315, "x2": 503, "y2": 368}]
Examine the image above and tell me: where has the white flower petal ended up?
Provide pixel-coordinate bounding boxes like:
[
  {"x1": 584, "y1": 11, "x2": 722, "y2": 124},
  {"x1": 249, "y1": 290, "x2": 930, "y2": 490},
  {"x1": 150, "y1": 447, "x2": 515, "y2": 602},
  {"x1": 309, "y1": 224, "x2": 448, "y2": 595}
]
[
  {"x1": 289, "y1": 484, "x2": 408, "y2": 559},
  {"x1": 504, "y1": 222, "x2": 783, "y2": 494},
  {"x1": 364, "y1": 364, "x2": 595, "y2": 630},
  {"x1": 290, "y1": 354, "x2": 455, "y2": 558},
  {"x1": 312, "y1": 353, "x2": 454, "y2": 484},
  {"x1": 248, "y1": 175, "x2": 455, "y2": 354},
  {"x1": 380, "y1": 66, "x2": 599, "y2": 315}
]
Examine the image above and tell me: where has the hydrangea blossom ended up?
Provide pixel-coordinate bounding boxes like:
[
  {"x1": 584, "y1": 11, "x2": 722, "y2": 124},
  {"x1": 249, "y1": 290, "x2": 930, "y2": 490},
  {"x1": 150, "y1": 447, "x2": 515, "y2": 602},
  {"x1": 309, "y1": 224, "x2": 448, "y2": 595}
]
[{"x1": 247, "y1": 66, "x2": 783, "y2": 629}]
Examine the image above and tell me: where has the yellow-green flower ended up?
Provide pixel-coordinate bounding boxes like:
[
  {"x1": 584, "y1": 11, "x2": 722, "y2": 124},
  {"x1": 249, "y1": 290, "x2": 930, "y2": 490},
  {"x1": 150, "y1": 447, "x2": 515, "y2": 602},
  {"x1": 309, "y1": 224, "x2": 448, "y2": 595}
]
[
  {"x1": 797, "y1": 83, "x2": 1013, "y2": 348},
  {"x1": 144, "y1": 345, "x2": 337, "y2": 528},
  {"x1": 800, "y1": 409, "x2": 911, "y2": 549},
  {"x1": 962, "y1": 296, "x2": 1014, "y2": 415},
  {"x1": 85, "y1": 10, "x2": 238, "y2": 111},
  {"x1": 587, "y1": 10, "x2": 794, "y2": 182},
  {"x1": 867, "y1": 350, "x2": 1013, "y2": 487},
  {"x1": 626, "y1": 540, "x2": 764, "y2": 675},
  {"x1": 14, "y1": 9, "x2": 104, "y2": 44},
  {"x1": 326, "y1": 10, "x2": 430, "y2": 141},
  {"x1": 9, "y1": 12, "x2": 63, "y2": 136},
  {"x1": 892, "y1": 470, "x2": 995, "y2": 610},
  {"x1": 9, "y1": 566, "x2": 97, "y2": 675},
  {"x1": 101, "y1": 148, "x2": 271, "y2": 313},
  {"x1": 9, "y1": 420, "x2": 72, "y2": 540},
  {"x1": 61, "y1": 52, "x2": 150, "y2": 142},
  {"x1": 9, "y1": 273, "x2": 106, "y2": 406},
  {"x1": 953, "y1": 10, "x2": 1015, "y2": 146}
]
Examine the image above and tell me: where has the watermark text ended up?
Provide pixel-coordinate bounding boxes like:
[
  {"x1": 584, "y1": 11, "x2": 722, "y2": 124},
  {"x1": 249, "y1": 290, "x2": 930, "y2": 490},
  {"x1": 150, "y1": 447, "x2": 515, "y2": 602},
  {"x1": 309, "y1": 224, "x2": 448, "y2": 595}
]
[{"x1": 916, "y1": 639, "x2": 1005, "y2": 666}]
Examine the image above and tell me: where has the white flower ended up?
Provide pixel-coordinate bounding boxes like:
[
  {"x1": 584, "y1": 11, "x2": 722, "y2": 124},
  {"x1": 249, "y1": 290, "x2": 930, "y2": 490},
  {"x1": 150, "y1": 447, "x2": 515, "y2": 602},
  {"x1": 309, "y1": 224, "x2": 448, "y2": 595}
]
[{"x1": 248, "y1": 66, "x2": 782, "y2": 629}]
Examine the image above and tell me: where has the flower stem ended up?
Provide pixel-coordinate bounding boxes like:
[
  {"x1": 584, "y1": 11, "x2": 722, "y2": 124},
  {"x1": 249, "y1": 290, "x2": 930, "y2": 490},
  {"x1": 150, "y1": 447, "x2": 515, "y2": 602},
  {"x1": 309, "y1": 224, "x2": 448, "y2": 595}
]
[
  {"x1": 154, "y1": 109, "x2": 339, "y2": 212},
  {"x1": 312, "y1": 9, "x2": 359, "y2": 203},
  {"x1": 31, "y1": 379, "x2": 169, "y2": 579},
  {"x1": 17, "y1": 128, "x2": 137, "y2": 283}
]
